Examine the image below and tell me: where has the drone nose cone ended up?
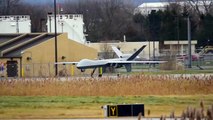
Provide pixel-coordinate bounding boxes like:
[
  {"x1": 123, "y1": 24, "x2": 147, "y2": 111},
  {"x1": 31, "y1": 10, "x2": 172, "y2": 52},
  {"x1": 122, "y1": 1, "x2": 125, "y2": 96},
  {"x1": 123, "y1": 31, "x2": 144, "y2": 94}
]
[
  {"x1": 76, "y1": 60, "x2": 84, "y2": 68},
  {"x1": 77, "y1": 59, "x2": 91, "y2": 68}
]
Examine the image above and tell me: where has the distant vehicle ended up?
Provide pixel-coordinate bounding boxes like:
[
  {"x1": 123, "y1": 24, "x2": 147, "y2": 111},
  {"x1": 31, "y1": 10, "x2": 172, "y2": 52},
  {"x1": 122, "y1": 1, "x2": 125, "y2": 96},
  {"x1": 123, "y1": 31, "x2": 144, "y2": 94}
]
[
  {"x1": 200, "y1": 46, "x2": 213, "y2": 61},
  {"x1": 176, "y1": 46, "x2": 213, "y2": 61},
  {"x1": 200, "y1": 46, "x2": 213, "y2": 54},
  {"x1": 176, "y1": 54, "x2": 200, "y2": 61},
  {"x1": 56, "y1": 45, "x2": 166, "y2": 77}
]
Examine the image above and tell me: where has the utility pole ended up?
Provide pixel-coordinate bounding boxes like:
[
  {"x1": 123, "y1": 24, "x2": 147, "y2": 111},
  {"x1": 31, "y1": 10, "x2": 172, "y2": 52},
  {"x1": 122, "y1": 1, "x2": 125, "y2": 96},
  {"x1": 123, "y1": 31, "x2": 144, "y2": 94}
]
[
  {"x1": 54, "y1": 0, "x2": 58, "y2": 76},
  {"x1": 153, "y1": 40, "x2": 155, "y2": 67},
  {"x1": 177, "y1": 16, "x2": 180, "y2": 55},
  {"x1": 187, "y1": 16, "x2": 192, "y2": 68}
]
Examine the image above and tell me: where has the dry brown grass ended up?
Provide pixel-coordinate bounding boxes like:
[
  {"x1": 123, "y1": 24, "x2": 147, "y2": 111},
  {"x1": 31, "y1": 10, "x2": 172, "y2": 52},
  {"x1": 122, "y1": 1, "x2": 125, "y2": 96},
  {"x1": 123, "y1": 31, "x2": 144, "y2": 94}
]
[
  {"x1": 0, "y1": 74, "x2": 213, "y2": 96},
  {"x1": 177, "y1": 100, "x2": 213, "y2": 120}
]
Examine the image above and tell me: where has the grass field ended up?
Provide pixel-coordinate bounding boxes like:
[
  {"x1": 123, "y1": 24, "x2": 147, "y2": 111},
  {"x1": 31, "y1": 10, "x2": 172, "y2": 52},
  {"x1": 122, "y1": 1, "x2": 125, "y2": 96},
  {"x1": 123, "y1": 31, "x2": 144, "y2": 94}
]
[
  {"x1": 0, "y1": 95, "x2": 213, "y2": 119},
  {"x1": 1, "y1": 74, "x2": 212, "y2": 96},
  {"x1": 0, "y1": 74, "x2": 213, "y2": 118}
]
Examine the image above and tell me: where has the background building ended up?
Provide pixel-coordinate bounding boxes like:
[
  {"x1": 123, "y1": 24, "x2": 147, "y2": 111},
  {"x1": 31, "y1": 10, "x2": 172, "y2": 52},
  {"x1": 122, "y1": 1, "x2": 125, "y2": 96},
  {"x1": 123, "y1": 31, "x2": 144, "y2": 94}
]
[
  {"x1": 0, "y1": 15, "x2": 31, "y2": 33},
  {"x1": 135, "y1": 2, "x2": 167, "y2": 15},
  {"x1": 46, "y1": 14, "x2": 87, "y2": 44},
  {"x1": 87, "y1": 41, "x2": 160, "y2": 60},
  {"x1": 162, "y1": 40, "x2": 197, "y2": 55},
  {"x1": 135, "y1": 1, "x2": 211, "y2": 15},
  {"x1": 88, "y1": 40, "x2": 197, "y2": 60}
]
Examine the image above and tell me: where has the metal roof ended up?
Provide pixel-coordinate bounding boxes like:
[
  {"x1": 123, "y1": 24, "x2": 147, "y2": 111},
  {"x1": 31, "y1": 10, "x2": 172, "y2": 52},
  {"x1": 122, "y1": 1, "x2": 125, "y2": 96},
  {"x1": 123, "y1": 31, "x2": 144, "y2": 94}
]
[{"x1": 0, "y1": 33, "x2": 60, "y2": 57}]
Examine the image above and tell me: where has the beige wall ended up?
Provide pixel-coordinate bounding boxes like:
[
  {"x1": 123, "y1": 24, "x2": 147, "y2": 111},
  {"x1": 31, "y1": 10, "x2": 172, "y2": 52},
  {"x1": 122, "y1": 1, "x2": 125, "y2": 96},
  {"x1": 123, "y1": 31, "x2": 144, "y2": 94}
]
[
  {"x1": 88, "y1": 41, "x2": 198, "y2": 60},
  {"x1": 21, "y1": 33, "x2": 97, "y2": 77},
  {"x1": 87, "y1": 42, "x2": 160, "y2": 60},
  {"x1": 164, "y1": 40, "x2": 197, "y2": 54}
]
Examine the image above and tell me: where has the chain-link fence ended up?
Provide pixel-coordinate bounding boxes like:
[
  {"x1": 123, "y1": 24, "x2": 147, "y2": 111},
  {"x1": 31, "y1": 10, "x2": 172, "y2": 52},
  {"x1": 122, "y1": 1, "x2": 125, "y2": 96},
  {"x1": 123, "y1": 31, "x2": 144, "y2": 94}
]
[
  {"x1": 20, "y1": 63, "x2": 97, "y2": 77},
  {"x1": 21, "y1": 63, "x2": 55, "y2": 77},
  {"x1": 0, "y1": 53, "x2": 212, "y2": 78},
  {"x1": 158, "y1": 49, "x2": 213, "y2": 70}
]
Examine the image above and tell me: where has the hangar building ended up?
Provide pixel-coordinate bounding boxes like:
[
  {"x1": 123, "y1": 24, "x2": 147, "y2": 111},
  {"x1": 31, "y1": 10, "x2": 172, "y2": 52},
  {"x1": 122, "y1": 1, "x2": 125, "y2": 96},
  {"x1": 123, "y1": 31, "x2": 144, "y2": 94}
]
[{"x1": 0, "y1": 33, "x2": 97, "y2": 77}]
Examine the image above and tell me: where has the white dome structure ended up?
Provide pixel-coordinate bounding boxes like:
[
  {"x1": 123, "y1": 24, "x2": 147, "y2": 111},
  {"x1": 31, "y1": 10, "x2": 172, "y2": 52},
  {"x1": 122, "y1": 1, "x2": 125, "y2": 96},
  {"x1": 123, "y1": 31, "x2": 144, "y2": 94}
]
[{"x1": 134, "y1": 1, "x2": 212, "y2": 15}]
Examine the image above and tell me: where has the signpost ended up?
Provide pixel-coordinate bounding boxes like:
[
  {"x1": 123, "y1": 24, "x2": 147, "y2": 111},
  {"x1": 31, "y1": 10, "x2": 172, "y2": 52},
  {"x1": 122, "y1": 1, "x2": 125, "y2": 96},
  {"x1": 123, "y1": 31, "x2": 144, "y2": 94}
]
[{"x1": 103, "y1": 104, "x2": 144, "y2": 117}]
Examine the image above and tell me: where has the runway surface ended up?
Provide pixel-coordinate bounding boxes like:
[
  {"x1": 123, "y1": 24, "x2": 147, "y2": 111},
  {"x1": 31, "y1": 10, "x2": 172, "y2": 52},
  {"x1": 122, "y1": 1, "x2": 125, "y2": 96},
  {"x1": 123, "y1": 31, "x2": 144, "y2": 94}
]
[
  {"x1": 1, "y1": 73, "x2": 211, "y2": 81},
  {"x1": 56, "y1": 73, "x2": 213, "y2": 81},
  {"x1": 40, "y1": 117, "x2": 181, "y2": 120},
  {"x1": 25, "y1": 117, "x2": 177, "y2": 120}
]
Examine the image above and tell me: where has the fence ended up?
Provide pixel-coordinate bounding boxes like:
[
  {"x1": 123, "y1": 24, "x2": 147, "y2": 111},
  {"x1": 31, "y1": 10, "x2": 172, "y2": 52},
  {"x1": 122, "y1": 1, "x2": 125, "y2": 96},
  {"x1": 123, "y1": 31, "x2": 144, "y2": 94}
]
[
  {"x1": 0, "y1": 54, "x2": 212, "y2": 78},
  {"x1": 20, "y1": 63, "x2": 97, "y2": 77}
]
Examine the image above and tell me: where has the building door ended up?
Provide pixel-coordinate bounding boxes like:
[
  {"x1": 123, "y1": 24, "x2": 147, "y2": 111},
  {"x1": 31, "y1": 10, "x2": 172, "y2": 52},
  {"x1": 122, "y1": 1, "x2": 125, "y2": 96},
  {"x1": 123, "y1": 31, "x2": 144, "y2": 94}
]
[{"x1": 6, "y1": 61, "x2": 18, "y2": 77}]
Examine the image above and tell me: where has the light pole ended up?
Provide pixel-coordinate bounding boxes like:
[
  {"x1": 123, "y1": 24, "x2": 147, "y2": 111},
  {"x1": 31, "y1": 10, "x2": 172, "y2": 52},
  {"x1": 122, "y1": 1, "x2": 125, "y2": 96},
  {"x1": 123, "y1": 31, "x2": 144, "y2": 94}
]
[
  {"x1": 54, "y1": 0, "x2": 58, "y2": 76},
  {"x1": 187, "y1": 16, "x2": 192, "y2": 68},
  {"x1": 207, "y1": 39, "x2": 210, "y2": 46},
  {"x1": 176, "y1": 16, "x2": 180, "y2": 55},
  {"x1": 153, "y1": 40, "x2": 155, "y2": 68},
  {"x1": 148, "y1": 39, "x2": 150, "y2": 60}
]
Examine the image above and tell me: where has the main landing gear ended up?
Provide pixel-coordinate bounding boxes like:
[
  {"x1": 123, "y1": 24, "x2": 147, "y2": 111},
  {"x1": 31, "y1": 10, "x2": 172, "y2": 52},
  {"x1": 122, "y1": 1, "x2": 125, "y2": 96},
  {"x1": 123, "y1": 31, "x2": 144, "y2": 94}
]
[{"x1": 91, "y1": 68, "x2": 97, "y2": 77}]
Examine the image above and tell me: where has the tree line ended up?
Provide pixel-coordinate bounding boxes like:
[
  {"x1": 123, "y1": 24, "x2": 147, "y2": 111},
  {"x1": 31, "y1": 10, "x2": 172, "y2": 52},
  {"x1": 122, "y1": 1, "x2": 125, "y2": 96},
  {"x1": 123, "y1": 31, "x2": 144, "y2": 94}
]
[
  {"x1": 0, "y1": 0, "x2": 212, "y2": 47},
  {"x1": 133, "y1": 1, "x2": 213, "y2": 47}
]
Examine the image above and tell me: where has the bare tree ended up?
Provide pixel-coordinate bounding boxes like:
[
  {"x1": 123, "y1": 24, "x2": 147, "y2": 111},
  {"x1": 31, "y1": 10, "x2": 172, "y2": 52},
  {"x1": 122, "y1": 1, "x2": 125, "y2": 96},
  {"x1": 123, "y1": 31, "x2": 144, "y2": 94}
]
[
  {"x1": 98, "y1": 0, "x2": 134, "y2": 40},
  {"x1": 186, "y1": 0, "x2": 213, "y2": 15},
  {"x1": 62, "y1": 0, "x2": 134, "y2": 41},
  {"x1": 0, "y1": 0, "x2": 20, "y2": 15},
  {"x1": 0, "y1": 0, "x2": 135, "y2": 41},
  {"x1": 11, "y1": 2, "x2": 52, "y2": 32}
]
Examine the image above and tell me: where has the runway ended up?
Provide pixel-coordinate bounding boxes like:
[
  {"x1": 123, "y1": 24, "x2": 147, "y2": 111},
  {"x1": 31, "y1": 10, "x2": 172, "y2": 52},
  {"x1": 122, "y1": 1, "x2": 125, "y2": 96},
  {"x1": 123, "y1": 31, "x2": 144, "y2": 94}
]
[
  {"x1": 2, "y1": 73, "x2": 210, "y2": 81},
  {"x1": 55, "y1": 73, "x2": 213, "y2": 81},
  {"x1": 12, "y1": 118, "x2": 185, "y2": 120},
  {"x1": 11, "y1": 118, "x2": 180, "y2": 120}
]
